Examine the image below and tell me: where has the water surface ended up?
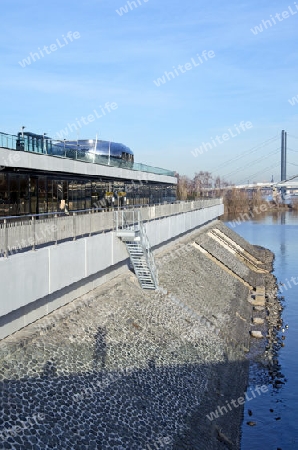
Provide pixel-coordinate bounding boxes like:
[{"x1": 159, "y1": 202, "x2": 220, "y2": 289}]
[{"x1": 226, "y1": 211, "x2": 298, "y2": 450}]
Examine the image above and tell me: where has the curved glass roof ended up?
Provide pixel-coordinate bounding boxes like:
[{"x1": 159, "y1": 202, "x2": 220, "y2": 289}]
[{"x1": 61, "y1": 139, "x2": 134, "y2": 157}]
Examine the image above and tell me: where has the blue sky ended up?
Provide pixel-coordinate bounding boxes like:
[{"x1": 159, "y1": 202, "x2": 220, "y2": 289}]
[{"x1": 1, "y1": 0, "x2": 298, "y2": 183}]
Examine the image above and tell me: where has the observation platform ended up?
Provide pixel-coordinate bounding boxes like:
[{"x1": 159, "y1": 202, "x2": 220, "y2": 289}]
[{"x1": 0, "y1": 132, "x2": 176, "y2": 185}]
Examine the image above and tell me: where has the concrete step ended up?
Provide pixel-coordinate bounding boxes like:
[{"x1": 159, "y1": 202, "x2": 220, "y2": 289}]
[
  {"x1": 209, "y1": 229, "x2": 268, "y2": 274},
  {"x1": 248, "y1": 295, "x2": 266, "y2": 307},
  {"x1": 212, "y1": 228, "x2": 264, "y2": 266},
  {"x1": 119, "y1": 216, "x2": 158, "y2": 290},
  {"x1": 192, "y1": 242, "x2": 253, "y2": 289}
]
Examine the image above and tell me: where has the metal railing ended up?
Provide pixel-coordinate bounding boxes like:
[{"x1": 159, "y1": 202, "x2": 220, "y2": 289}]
[
  {"x1": 0, "y1": 132, "x2": 18, "y2": 150},
  {"x1": 114, "y1": 198, "x2": 222, "y2": 230},
  {"x1": 139, "y1": 217, "x2": 158, "y2": 287},
  {"x1": 114, "y1": 209, "x2": 158, "y2": 288},
  {"x1": 0, "y1": 131, "x2": 175, "y2": 177},
  {"x1": 0, "y1": 198, "x2": 222, "y2": 258},
  {"x1": 114, "y1": 208, "x2": 139, "y2": 231}
]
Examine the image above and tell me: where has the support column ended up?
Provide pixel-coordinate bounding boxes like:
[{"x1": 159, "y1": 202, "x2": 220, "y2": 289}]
[
  {"x1": 281, "y1": 130, "x2": 285, "y2": 181},
  {"x1": 284, "y1": 131, "x2": 287, "y2": 181}
]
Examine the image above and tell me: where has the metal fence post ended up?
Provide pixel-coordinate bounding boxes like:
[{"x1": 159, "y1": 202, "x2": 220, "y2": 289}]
[
  {"x1": 89, "y1": 210, "x2": 92, "y2": 237},
  {"x1": 4, "y1": 219, "x2": 8, "y2": 258},
  {"x1": 55, "y1": 214, "x2": 58, "y2": 245},
  {"x1": 32, "y1": 216, "x2": 36, "y2": 251},
  {"x1": 73, "y1": 212, "x2": 76, "y2": 240}
]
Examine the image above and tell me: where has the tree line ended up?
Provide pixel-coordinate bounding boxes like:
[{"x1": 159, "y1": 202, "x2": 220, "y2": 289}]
[{"x1": 176, "y1": 171, "x2": 232, "y2": 200}]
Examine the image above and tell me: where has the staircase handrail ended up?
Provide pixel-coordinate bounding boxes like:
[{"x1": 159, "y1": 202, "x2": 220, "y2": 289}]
[
  {"x1": 138, "y1": 212, "x2": 159, "y2": 287},
  {"x1": 115, "y1": 209, "x2": 138, "y2": 231}
]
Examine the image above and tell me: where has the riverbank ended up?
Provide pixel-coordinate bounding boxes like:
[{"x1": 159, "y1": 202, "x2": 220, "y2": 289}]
[
  {"x1": 225, "y1": 211, "x2": 298, "y2": 449},
  {"x1": 0, "y1": 220, "x2": 280, "y2": 449}
]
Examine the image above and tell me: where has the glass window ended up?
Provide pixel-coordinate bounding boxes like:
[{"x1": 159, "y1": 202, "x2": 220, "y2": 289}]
[
  {"x1": 38, "y1": 177, "x2": 47, "y2": 214},
  {"x1": 47, "y1": 179, "x2": 54, "y2": 212},
  {"x1": 77, "y1": 182, "x2": 84, "y2": 210},
  {"x1": 85, "y1": 181, "x2": 91, "y2": 209},
  {"x1": 9, "y1": 174, "x2": 20, "y2": 215},
  {"x1": 19, "y1": 174, "x2": 29, "y2": 214},
  {"x1": 29, "y1": 176, "x2": 38, "y2": 214},
  {"x1": 69, "y1": 181, "x2": 77, "y2": 211},
  {"x1": 0, "y1": 172, "x2": 9, "y2": 216}
]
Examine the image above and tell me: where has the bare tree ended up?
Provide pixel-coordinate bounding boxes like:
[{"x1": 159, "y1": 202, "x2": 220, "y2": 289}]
[
  {"x1": 176, "y1": 174, "x2": 191, "y2": 200},
  {"x1": 176, "y1": 171, "x2": 230, "y2": 200},
  {"x1": 214, "y1": 176, "x2": 221, "y2": 189}
]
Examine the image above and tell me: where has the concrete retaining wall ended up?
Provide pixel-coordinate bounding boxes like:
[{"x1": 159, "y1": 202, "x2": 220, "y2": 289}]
[
  {"x1": 0, "y1": 218, "x2": 276, "y2": 450},
  {"x1": 0, "y1": 203, "x2": 223, "y2": 339}
]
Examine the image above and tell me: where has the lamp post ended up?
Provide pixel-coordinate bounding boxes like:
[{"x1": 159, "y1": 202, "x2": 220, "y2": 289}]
[
  {"x1": 43, "y1": 133, "x2": 47, "y2": 153},
  {"x1": 93, "y1": 134, "x2": 98, "y2": 163},
  {"x1": 17, "y1": 126, "x2": 26, "y2": 151},
  {"x1": 108, "y1": 140, "x2": 111, "y2": 166}
]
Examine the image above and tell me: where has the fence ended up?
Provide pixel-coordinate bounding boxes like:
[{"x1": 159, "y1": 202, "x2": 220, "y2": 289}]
[{"x1": 0, "y1": 199, "x2": 222, "y2": 258}]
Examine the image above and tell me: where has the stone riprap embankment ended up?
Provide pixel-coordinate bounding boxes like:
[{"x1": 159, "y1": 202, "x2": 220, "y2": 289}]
[{"x1": 0, "y1": 220, "x2": 278, "y2": 449}]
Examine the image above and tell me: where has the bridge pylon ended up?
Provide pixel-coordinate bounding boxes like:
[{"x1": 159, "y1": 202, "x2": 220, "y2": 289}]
[{"x1": 281, "y1": 130, "x2": 287, "y2": 182}]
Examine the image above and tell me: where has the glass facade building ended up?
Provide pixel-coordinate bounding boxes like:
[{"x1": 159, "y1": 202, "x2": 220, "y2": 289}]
[
  {"x1": 0, "y1": 169, "x2": 176, "y2": 217},
  {"x1": 0, "y1": 130, "x2": 177, "y2": 217}
]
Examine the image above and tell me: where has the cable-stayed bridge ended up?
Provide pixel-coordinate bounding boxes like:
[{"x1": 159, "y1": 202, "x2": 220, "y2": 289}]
[
  {"x1": 220, "y1": 181, "x2": 298, "y2": 190},
  {"x1": 209, "y1": 130, "x2": 298, "y2": 191}
]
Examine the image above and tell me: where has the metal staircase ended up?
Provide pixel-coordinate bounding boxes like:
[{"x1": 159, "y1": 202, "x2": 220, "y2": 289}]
[{"x1": 115, "y1": 210, "x2": 158, "y2": 290}]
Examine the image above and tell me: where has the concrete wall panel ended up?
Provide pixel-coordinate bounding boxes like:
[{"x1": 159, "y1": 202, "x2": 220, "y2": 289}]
[
  {"x1": 49, "y1": 240, "x2": 86, "y2": 293},
  {"x1": 0, "y1": 250, "x2": 49, "y2": 317},
  {"x1": 111, "y1": 234, "x2": 128, "y2": 266},
  {"x1": 0, "y1": 203, "x2": 223, "y2": 339},
  {"x1": 86, "y1": 233, "x2": 113, "y2": 276}
]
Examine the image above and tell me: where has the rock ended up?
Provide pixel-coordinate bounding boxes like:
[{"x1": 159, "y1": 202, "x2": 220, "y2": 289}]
[
  {"x1": 252, "y1": 318, "x2": 265, "y2": 325},
  {"x1": 215, "y1": 427, "x2": 234, "y2": 447},
  {"x1": 250, "y1": 331, "x2": 263, "y2": 339},
  {"x1": 253, "y1": 306, "x2": 265, "y2": 311},
  {"x1": 248, "y1": 297, "x2": 266, "y2": 307},
  {"x1": 0, "y1": 221, "x2": 278, "y2": 449},
  {"x1": 247, "y1": 421, "x2": 256, "y2": 426}
]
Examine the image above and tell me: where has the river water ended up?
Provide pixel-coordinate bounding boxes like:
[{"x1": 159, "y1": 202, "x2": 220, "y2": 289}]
[{"x1": 226, "y1": 211, "x2": 298, "y2": 450}]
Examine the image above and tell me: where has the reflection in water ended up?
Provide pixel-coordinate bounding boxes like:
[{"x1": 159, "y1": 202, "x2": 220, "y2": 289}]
[{"x1": 280, "y1": 212, "x2": 286, "y2": 258}]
